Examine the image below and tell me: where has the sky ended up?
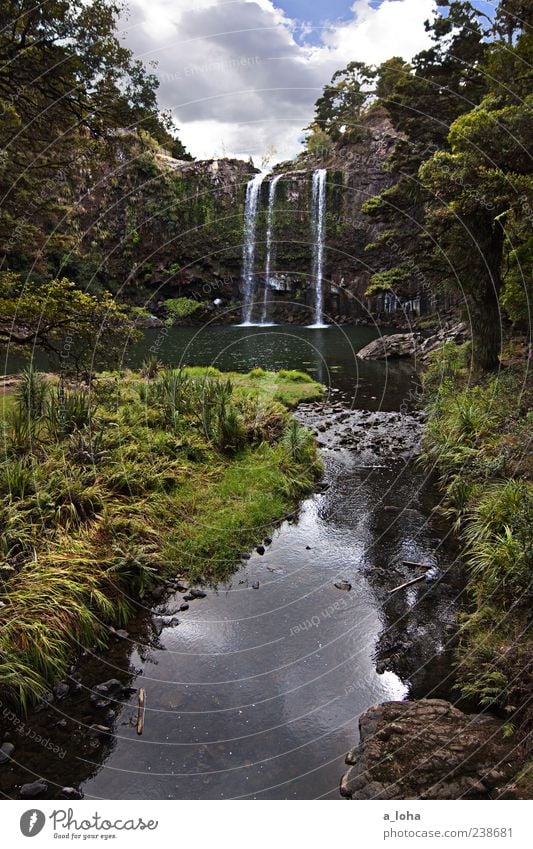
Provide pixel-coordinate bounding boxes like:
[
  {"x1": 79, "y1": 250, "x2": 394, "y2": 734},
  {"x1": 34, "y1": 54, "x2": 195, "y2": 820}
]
[{"x1": 116, "y1": 0, "x2": 462, "y2": 164}]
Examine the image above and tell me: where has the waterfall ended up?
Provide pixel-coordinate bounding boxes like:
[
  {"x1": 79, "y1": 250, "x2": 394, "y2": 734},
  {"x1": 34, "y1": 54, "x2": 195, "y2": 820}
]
[
  {"x1": 241, "y1": 172, "x2": 265, "y2": 325},
  {"x1": 310, "y1": 168, "x2": 328, "y2": 327},
  {"x1": 261, "y1": 174, "x2": 282, "y2": 325}
]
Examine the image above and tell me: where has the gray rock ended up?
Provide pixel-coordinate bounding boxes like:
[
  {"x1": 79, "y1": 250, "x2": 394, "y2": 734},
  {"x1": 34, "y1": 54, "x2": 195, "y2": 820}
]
[
  {"x1": 91, "y1": 679, "x2": 125, "y2": 702},
  {"x1": 53, "y1": 682, "x2": 70, "y2": 701},
  {"x1": 340, "y1": 699, "x2": 520, "y2": 800},
  {"x1": 0, "y1": 742, "x2": 15, "y2": 764},
  {"x1": 61, "y1": 786, "x2": 81, "y2": 798},
  {"x1": 357, "y1": 333, "x2": 421, "y2": 360},
  {"x1": 153, "y1": 615, "x2": 179, "y2": 635},
  {"x1": 20, "y1": 780, "x2": 48, "y2": 798},
  {"x1": 334, "y1": 580, "x2": 352, "y2": 591}
]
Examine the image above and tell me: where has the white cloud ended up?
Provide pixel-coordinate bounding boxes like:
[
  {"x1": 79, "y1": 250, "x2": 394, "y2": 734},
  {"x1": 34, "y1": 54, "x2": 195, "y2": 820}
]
[{"x1": 120, "y1": 0, "x2": 435, "y2": 162}]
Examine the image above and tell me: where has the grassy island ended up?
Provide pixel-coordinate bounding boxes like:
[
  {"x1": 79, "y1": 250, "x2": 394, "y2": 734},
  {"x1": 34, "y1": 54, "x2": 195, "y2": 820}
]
[{"x1": 0, "y1": 366, "x2": 322, "y2": 709}]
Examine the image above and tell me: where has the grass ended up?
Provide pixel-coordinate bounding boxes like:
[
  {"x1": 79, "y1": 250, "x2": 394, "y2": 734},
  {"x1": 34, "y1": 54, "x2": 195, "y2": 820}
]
[
  {"x1": 0, "y1": 366, "x2": 322, "y2": 709},
  {"x1": 421, "y1": 340, "x2": 532, "y2": 758}
]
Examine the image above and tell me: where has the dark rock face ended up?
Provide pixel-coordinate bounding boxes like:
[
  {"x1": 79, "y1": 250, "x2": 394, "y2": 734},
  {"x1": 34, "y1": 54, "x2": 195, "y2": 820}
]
[{"x1": 340, "y1": 699, "x2": 520, "y2": 800}]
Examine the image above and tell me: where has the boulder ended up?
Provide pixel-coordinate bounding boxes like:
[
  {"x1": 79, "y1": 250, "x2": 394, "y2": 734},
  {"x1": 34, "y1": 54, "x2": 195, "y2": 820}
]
[
  {"x1": 340, "y1": 699, "x2": 520, "y2": 799},
  {"x1": 20, "y1": 780, "x2": 48, "y2": 798},
  {"x1": 357, "y1": 333, "x2": 421, "y2": 360}
]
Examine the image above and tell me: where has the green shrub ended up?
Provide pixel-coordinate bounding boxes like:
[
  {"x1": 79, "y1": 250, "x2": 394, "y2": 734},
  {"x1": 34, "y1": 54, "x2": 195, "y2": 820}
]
[{"x1": 164, "y1": 297, "x2": 203, "y2": 320}]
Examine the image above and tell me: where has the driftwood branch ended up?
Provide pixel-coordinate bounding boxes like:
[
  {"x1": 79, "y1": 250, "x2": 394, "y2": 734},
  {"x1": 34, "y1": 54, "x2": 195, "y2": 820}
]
[
  {"x1": 388, "y1": 574, "x2": 426, "y2": 595},
  {"x1": 136, "y1": 688, "x2": 146, "y2": 735}
]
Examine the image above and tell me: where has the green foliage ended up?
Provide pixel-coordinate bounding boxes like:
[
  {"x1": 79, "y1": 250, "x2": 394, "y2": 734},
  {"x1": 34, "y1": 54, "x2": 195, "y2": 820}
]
[
  {"x1": 0, "y1": 274, "x2": 137, "y2": 373},
  {"x1": 311, "y1": 61, "x2": 374, "y2": 142},
  {"x1": 356, "y1": 2, "x2": 532, "y2": 370},
  {"x1": 276, "y1": 369, "x2": 314, "y2": 383},
  {"x1": 365, "y1": 265, "x2": 412, "y2": 295},
  {"x1": 0, "y1": 0, "x2": 190, "y2": 277},
  {"x1": 44, "y1": 386, "x2": 92, "y2": 440},
  {"x1": 422, "y1": 355, "x2": 532, "y2": 725},
  {"x1": 140, "y1": 354, "x2": 163, "y2": 379},
  {"x1": 164, "y1": 298, "x2": 203, "y2": 320},
  {"x1": 16, "y1": 368, "x2": 48, "y2": 421},
  {"x1": 282, "y1": 420, "x2": 315, "y2": 463}
]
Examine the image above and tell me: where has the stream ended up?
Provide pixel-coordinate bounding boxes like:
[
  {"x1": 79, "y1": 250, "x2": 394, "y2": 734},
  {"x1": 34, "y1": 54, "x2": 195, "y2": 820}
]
[{"x1": 0, "y1": 325, "x2": 463, "y2": 800}]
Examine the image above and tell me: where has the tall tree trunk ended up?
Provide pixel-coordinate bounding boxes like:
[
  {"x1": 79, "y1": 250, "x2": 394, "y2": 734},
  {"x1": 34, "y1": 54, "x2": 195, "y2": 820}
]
[
  {"x1": 469, "y1": 218, "x2": 505, "y2": 371},
  {"x1": 470, "y1": 288, "x2": 502, "y2": 370}
]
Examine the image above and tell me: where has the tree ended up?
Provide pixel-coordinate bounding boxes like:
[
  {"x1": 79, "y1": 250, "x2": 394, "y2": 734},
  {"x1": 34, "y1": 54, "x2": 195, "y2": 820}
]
[
  {"x1": 0, "y1": 1, "x2": 190, "y2": 276},
  {"x1": 0, "y1": 273, "x2": 138, "y2": 373},
  {"x1": 420, "y1": 91, "x2": 533, "y2": 368},
  {"x1": 311, "y1": 61, "x2": 375, "y2": 143}
]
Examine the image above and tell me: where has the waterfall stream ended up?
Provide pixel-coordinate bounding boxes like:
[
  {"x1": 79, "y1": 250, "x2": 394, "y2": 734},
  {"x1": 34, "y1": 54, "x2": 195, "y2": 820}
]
[
  {"x1": 310, "y1": 168, "x2": 328, "y2": 327},
  {"x1": 241, "y1": 172, "x2": 265, "y2": 325},
  {"x1": 261, "y1": 174, "x2": 282, "y2": 325}
]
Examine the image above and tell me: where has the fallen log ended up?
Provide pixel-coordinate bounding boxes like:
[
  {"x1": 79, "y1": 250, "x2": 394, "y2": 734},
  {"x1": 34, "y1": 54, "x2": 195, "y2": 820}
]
[{"x1": 388, "y1": 574, "x2": 426, "y2": 595}]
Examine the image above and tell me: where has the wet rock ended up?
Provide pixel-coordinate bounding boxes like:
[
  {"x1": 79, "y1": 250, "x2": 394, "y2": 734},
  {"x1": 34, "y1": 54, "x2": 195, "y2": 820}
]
[
  {"x1": 179, "y1": 603, "x2": 189, "y2": 611},
  {"x1": 182, "y1": 594, "x2": 193, "y2": 601},
  {"x1": 256, "y1": 545, "x2": 265, "y2": 555},
  {"x1": 91, "y1": 679, "x2": 126, "y2": 702},
  {"x1": 53, "y1": 682, "x2": 70, "y2": 701},
  {"x1": 252, "y1": 581, "x2": 260, "y2": 589},
  {"x1": 135, "y1": 314, "x2": 164, "y2": 329},
  {"x1": 264, "y1": 537, "x2": 272, "y2": 545},
  {"x1": 190, "y1": 589, "x2": 207, "y2": 599},
  {"x1": 334, "y1": 580, "x2": 352, "y2": 591},
  {"x1": 340, "y1": 699, "x2": 520, "y2": 800},
  {"x1": 20, "y1": 779, "x2": 48, "y2": 798},
  {"x1": 241, "y1": 553, "x2": 251, "y2": 560},
  {"x1": 0, "y1": 742, "x2": 15, "y2": 764},
  {"x1": 153, "y1": 615, "x2": 179, "y2": 635},
  {"x1": 61, "y1": 786, "x2": 82, "y2": 799}
]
